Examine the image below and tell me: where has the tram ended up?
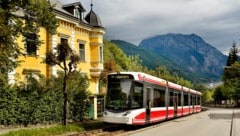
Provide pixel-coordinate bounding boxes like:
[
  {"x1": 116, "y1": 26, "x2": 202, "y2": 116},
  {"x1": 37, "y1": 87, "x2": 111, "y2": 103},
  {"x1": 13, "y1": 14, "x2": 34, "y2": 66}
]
[{"x1": 103, "y1": 72, "x2": 202, "y2": 125}]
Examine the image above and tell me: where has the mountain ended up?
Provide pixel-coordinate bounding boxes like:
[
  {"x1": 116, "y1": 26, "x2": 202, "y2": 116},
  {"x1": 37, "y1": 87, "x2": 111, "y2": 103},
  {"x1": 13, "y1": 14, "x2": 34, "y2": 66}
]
[
  {"x1": 111, "y1": 39, "x2": 218, "y2": 83},
  {"x1": 138, "y1": 33, "x2": 227, "y2": 80},
  {"x1": 111, "y1": 40, "x2": 177, "y2": 69}
]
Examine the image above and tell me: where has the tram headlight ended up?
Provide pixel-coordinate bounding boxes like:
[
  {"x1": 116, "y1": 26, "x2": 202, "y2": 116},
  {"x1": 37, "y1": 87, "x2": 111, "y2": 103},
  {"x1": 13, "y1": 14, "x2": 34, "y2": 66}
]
[{"x1": 122, "y1": 111, "x2": 131, "y2": 116}]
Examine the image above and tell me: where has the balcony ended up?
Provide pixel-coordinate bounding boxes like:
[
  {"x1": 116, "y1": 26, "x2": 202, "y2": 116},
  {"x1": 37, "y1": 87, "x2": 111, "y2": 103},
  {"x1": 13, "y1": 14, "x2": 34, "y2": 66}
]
[{"x1": 90, "y1": 61, "x2": 103, "y2": 77}]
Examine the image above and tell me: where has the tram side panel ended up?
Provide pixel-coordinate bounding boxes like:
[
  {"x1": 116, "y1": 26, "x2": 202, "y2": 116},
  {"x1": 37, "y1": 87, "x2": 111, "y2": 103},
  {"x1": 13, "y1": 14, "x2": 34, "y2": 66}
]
[
  {"x1": 177, "y1": 92, "x2": 183, "y2": 117},
  {"x1": 183, "y1": 92, "x2": 190, "y2": 116},
  {"x1": 133, "y1": 83, "x2": 167, "y2": 125},
  {"x1": 103, "y1": 72, "x2": 202, "y2": 125},
  {"x1": 150, "y1": 87, "x2": 167, "y2": 123}
]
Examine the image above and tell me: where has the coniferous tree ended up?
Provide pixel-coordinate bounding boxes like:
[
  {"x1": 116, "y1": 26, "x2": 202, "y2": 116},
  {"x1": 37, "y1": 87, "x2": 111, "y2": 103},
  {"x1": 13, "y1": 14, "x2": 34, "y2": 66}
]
[
  {"x1": 226, "y1": 41, "x2": 239, "y2": 66},
  {"x1": 223, "y1": 42, "x2": 240, "y2": 81},
  {"x1": 222, "y1": 41, "x2": 240, "y2": 106}
]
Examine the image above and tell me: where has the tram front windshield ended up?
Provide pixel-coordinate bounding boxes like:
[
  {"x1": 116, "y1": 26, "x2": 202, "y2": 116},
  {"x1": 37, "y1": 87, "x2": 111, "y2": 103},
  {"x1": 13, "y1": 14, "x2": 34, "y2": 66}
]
[{"x1": 106, "y1": 74, "x2": 143, "y2": 112}]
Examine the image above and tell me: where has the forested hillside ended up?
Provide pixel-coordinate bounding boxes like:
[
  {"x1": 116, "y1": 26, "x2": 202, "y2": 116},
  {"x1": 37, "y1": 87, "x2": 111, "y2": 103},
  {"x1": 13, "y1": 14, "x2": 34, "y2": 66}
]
[
  {"x1": 102, "y1": 40, "x2": 194, "y2": 88},
  {"x1": 110, "y1": 40, "x2": 214, "y2": 83}
]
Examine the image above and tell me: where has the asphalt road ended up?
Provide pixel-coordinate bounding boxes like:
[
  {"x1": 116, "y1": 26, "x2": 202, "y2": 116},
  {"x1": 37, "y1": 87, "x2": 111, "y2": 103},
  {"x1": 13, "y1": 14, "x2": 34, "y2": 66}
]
[{"x1": 127, "y1": 107, "x2": 240, "y2": 136}]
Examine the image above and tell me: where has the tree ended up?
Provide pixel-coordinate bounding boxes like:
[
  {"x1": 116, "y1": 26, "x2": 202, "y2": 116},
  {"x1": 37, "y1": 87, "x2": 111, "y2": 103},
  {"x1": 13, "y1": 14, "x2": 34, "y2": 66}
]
[
  {"x1": 59, "y1": 71, "x2": 90, "y2": 122},
  {"x1": 100, "y1": 60, "x2": 117, "y2": 86},
  {"x1": 0, "y1": 0, "x2": 58, "y2": 83},
  {"x1": 221, "y1": 41, "x2": 240, "y2": 107},
  {"x1": 222, "y1": 62, "x2": 240, "y2": 106},
  {"x1": 213, "y1": 85, "x2": 226, "y2": 104},
  {"x1": 45, "y1": 42, "x2": 80, "y2": 125},
  {"x1": 223, "y1": 62, "x2": 240, "y2": 81},
  {"x1": 202, "y1": 90, "x2": 214, "y2": 104},
  {"x1": 226, "y1": 41, "x2": 239, "y2": 66}
]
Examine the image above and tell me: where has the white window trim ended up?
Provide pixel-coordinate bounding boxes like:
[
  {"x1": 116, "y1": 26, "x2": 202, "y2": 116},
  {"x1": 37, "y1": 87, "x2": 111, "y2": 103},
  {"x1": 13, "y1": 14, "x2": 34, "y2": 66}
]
[{"x1": 77, "y1": 39, "x2": 86, "y2": 62}]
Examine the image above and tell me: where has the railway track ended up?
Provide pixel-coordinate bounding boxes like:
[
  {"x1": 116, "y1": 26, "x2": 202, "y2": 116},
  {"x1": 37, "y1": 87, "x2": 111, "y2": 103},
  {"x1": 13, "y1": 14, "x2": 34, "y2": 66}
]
[
  {"x1": 65, "y1": 114, "x2": 201, "y2": 136},
  {"x1": 65, "y1": 119, "x2": 179, "y2": 136},
  {"x1": 65, "y1": 124, "x2": 142, "y2": 136}
]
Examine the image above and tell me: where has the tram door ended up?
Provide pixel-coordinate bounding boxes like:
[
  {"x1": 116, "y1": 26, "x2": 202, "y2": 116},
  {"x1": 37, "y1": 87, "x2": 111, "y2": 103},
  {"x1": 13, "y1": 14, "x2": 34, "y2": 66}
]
[
  {"x1": 192, "y1": 95, "x2": 195, "y2": 113},
  {"x1": 174, "y1": 92, "x2": 178, "y2": 118},
  {"x1": 146, "y1": 87, "x2": 152, "y2": 123}
]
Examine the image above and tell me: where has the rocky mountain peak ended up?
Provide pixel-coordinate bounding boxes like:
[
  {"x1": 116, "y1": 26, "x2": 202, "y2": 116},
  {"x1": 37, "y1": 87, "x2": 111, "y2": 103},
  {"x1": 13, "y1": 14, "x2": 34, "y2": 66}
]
[{"x1": 139, "y1": 33, "x2": 227, "y2": 78}]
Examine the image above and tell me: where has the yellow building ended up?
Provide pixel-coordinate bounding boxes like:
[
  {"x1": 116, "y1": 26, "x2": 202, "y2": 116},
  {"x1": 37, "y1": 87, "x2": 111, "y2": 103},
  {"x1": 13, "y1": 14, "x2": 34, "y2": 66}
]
[{"x1": 8, "y1": 0, "x2": 105, "y2": 119}]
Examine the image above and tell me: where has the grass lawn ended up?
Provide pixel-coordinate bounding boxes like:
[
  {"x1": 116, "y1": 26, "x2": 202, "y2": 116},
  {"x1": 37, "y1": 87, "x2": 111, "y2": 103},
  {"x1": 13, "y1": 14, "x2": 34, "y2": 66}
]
[{"x1": 0, "y1": 122, "x2": 105, "y2": 136}]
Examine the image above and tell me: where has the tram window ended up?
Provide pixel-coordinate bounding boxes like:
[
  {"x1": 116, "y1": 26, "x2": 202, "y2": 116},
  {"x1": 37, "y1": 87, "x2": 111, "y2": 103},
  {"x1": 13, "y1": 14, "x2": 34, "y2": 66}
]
[
  {"x1": 193, "y1": 95, "x2": 196, "y2": 105},
  {"x1": 196, "y1": 96, "x2": 198, "y2": 105},
  {"x1": 198, "y1": 96, "x2": 201, "y2": 105},
  {"x1": 131, "y1": 82, "x2": 143, "y2": 109},
  {"x1": 184, "y1": 93, "x2": 188, "y2": 106},
  {"x1": 178, "y1": 93, "x2": 181, "y2": 106},
  {"x1": 199, "y1": 96, "x2": 201, "y2": 105},
  {"x1": 190, "y1": 95, "x2": 193, "y2": 105},
  {"x1": 153, "y1": 89, "x2": 165, "y2": 107},
  {"x1": 169, "y1": 91, "x2": 174, "y2": 106}
]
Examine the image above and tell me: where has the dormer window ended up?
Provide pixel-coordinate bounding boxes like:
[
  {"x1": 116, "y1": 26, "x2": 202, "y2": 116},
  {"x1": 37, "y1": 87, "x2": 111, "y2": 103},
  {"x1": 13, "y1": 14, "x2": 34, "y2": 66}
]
[
  {"x1": 74, "y1": 7, "x2": 81, "y2": 19},
  {"x1": 62, "y1": 2, "x2": 86, "y2": 21}
]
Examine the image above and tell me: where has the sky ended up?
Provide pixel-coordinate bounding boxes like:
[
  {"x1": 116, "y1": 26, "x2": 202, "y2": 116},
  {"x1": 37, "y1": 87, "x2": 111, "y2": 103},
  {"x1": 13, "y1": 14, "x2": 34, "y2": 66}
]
[{"x1": 61, "y1": 0, "x2": 240, "y2": 55}]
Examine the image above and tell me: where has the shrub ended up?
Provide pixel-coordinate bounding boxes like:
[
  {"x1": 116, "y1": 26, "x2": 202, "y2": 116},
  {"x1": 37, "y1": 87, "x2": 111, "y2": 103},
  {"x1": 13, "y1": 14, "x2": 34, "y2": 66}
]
[{"x1": 0, "y1": 71, "x2": 90, "y2": 126}]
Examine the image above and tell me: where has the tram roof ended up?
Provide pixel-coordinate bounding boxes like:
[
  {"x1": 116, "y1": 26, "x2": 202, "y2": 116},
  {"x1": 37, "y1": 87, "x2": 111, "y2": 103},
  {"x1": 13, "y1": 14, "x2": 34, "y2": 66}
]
[
  {"x1": 109, "y1": 72, "x2": 167, "y2": 86},
  {"x1": 168, "y1": 81, "x2": 182, "y2": 91},
  {"x1": 108, "y1": 72, "x2": 202, "y2": 95}
]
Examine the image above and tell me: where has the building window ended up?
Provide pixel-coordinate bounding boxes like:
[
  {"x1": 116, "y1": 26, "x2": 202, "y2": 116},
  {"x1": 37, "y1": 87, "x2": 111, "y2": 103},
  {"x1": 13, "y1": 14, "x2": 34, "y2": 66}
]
[
  {"x1": 99, "y1": 46, "x2": 103, "y2": 63},
  {"x1": 26, "y1": 33, "x2": 37, "y2": 55},
  {"x1": 74, "y1": 8, "x2": 81, "y2": 19},
  {"x1": 79, "y1": 43, "x2": 85, "y2": 61},
  {"x1": 60, "y1": 38, "x2": 68, "y2": 44}
]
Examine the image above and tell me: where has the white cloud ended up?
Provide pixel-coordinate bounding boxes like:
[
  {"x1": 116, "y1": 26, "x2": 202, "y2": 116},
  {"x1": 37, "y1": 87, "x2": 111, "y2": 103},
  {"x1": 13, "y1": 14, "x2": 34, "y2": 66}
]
[{"x1": 61, "y1": 0, "x2": 240, "y2": 54}]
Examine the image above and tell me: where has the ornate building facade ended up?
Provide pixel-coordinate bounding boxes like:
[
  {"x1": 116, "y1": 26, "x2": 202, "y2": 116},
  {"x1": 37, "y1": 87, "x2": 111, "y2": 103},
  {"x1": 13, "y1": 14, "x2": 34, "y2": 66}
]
[{"x1": 8, "y1": 0, "x2": 105, "y2": 119}]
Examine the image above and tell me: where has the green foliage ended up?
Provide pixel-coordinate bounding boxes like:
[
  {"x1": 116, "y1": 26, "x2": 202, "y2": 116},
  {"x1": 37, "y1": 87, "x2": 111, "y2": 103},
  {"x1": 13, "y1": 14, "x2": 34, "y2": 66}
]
[
  {"x1": 45, "y1": 42, "x2": 81, "y2": 125},
  {"x1": 0, "y1": 84, "x2": 19, "y2": 125},
  {"x1": 215, "y1": 41, "x2": 240, "y2": 105},
  {"x1": 0, "y1": 0, "x2": 58, "y2": 81},
  {"x1": 224, "y1": 78, "x2": 240, "y2": 101},
  {"x1": 1, "y1": 124, "x2": 84, "y2": 136},
  {"x1": 221, "y1": 59, "x2": 240, "y2": 105},
  {"x1": 102, "y1": 40, "x2": 194, "y2": 88},
  {"x1": 1, "y1": 122, "x2": 106, "y2": 136},
  {"x1": 202, "y1": 90, "x2": 214, "y2": 103},
  {"x1": 103, "y1": 40, "x2": 129, "y2": 70},
  {"x1": 193, "y1": 84, "x2": 212, "y2": 103},
  {"x1": 223, "y1": 62, "x2": 240, "y2": 81},
  {"x1": 0, "y1": 71, "x2": 89, "y2": 126},
  {"x1": 213, "y1": 85, "x2": 226, "y2": 104},
  {"x1": 226, "y1": 41, "x2": 239, "y2": 66},
  {"x1": 69, "y1": 91, "x2": 90, "y2": 122},
  {"x1": 127, "y1": 55, "x2": 151, "y2": 73},
  {"x1": 111, "y1": 40, "x2": 216, "y2": 83},
  {"x1": 0, "y1": 75, "x2": 64, "y2": 126},
  {"x1": 68, "y1": 71, "x2": 90, "y2": 122}
]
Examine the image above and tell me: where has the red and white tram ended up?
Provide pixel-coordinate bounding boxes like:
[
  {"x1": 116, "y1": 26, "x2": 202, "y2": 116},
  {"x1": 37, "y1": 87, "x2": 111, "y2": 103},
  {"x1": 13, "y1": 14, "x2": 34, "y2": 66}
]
[{"x1": 103, "y1": 72, "x2": 202, "y2": 125}]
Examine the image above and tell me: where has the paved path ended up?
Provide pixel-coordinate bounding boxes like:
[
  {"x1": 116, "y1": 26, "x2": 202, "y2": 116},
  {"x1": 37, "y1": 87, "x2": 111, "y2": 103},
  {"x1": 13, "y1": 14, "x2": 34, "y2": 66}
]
[
  {"x1": 232, "y1": 109, "x2": 240, "y2": 136},
  {"x1": 127, "y1": 107, "x2": 240, "y2": 136}
]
